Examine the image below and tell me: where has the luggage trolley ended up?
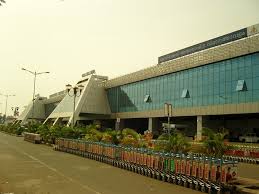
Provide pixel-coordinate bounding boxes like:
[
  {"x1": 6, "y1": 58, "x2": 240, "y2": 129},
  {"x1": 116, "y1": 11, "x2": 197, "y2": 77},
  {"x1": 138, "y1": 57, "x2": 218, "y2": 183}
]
[
  {"x1": 133, "y1": 148, "x2": 138, "y2": 173},
  {"x1": 83, "y1": 141, "x2": 88, "y2": 158},
  {"x1": 67, "y1": 139, "x2": 72, "y2": 154},
  {"x1": 169, "y1": 153, "x2": 176, "y2": 183},
  {"x1": 121, "y1": 146, "x2": 126, "y2": 169},
  {"x1": 197, "y1": 156, "x2": 207, "y2": 192},
  {"x1": 75, "y1": 140, "x2": 80, "y2": 155},
  {"x1": 96, "y1": 142, "x2": 102, "y2": 162},
  {"x1": 55, "y1": 138, "x2": 61, "y2": 151},
  {"x1": 210, "y1": 158, "x2": 221, "y2": 194},
  {"x1": 146, "y1": 149, "x2": 152, "y2": 177},
  {"x1": 152, "y1": 151, "x2": 160, "y2": 179},
  {"x1": 221, "y1": 160, "x2": 238, "y2": 193},
  {"x1": 180, "y1": 154, "x2": 187, "y2": 186},
  {"x1": 143, "y1": 149, "x2": 148, "y2": 176},
  {"x1": 141, "y1": 148, "x2": 147, "y2": 176},
  {"x1": 159, "y1": 151, "x2": 167, "y2": 182},
  {"x1": 163, "y1": 152, "x2": 171, "y2": 182},
  {"x1": 157, "y1": 151, "x2": 165, "y2": 180},
  {"x1": 203, "y1": 157, "x2": 212, "y2": 193},
  {"x1": 150, "y1": 150, "x2": 156, "y2": 178},
  {"x1": 140, "y1": 148, "x2": 146, "y2": 175},
  {"x1": 60, "y1": 138, "x2": 65, "y2": 152},
  {"x1": 185, "y1": 155, "x2": 192, "y2": 188},
  {"x1": 126, "y1": 147, "x2": 132, "y2": 171},
  {"x1": 174, "y1": 154, "x2": 181, "y2": 185},
  {"x1": 191, "y1": 156, "x2": 199, "y2": 190},
  {"x1": 124, "y1": 147, "x2": 130, "y2": 170},
  {"x1": 115, "y1": 145, "x2": 120, "y2": 168}
]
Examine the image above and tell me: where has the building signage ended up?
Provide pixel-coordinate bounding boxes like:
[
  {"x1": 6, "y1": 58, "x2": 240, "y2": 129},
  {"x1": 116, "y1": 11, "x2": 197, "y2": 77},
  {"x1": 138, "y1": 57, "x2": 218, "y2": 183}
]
[{"x1": 158, "y1": 28, "x2": 247, "y2": 64}]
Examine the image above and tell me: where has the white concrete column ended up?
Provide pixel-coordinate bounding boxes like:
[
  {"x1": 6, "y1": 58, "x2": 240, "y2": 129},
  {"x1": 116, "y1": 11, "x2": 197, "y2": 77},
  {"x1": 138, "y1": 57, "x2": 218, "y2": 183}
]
[
  {"x1": 197, "y1": 115, "x2": 203, "y2": 141},
  {"x1": 148, "y1": 118, "x2": 153, "y2": 132},
  {"x1": 148, "y1": 118, "x2": 159, "y2": 133}
]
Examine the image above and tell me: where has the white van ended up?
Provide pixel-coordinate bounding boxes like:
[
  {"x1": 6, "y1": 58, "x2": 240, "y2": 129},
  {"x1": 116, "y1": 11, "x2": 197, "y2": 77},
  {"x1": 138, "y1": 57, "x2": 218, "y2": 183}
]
[{"x1": 239, "y1": 133, "x2": 259, "y2": 143}]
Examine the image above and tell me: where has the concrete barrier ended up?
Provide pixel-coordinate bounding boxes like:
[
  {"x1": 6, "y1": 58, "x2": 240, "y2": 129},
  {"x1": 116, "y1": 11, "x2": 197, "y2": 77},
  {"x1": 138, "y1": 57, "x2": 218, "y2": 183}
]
[{"x1": 23, "y1": 132, "x2": 41, "y2": 144}]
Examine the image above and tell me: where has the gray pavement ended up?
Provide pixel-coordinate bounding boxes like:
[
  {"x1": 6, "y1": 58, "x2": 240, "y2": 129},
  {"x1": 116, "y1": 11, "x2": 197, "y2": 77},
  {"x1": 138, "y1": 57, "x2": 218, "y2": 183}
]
[
  {"x1": 0, "y1": 132, "x2": 201, "y2": 194},
  {"x1": 237, "y1": 163, "x2": 259, "y2": 180}
]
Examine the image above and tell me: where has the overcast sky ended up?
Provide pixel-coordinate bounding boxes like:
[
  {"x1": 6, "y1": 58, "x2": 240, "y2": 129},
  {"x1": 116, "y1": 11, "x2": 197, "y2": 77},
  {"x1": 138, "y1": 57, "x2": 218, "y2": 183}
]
[{"x1": 0, "y1": 0, "x2": 259, "y2": 116}]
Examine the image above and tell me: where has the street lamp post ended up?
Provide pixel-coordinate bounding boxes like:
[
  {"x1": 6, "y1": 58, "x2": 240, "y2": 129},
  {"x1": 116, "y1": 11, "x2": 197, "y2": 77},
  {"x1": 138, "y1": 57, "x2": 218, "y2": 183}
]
[
  {"x1": 164, "y1": 103, "x2": 173, "y2": 137},
  {"x1": 22, "y1": 68, "x2": 50, "y2": 120},
  {"x1": 66, "y1": 84, "x2": 84, "y2": 128},
  {"x1": 219, "y1": 95, "x2": 227, "y2": 131},
  {"x1": 0, "y1": 93, "x2": 15, "y2": 122}
]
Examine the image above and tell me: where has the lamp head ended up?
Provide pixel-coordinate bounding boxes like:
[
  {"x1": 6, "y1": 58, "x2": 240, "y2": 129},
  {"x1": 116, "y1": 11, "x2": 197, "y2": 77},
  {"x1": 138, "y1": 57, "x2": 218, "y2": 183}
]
[
  {"x1": 66, "y1": 84, "x2": 72, "y2": 93},
  {"x1": 77, "y1": 84, "x2": 84, "y2": 91}
]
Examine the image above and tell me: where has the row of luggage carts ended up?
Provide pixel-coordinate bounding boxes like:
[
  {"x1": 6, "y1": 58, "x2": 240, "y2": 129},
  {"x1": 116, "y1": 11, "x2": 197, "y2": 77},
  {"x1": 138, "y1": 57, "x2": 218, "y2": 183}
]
[
  {"x1": 224, "y1": 149, "x2": 259, "y2": 164},
  {"x1": 54, "y1": 138, "x2": 238, "y2": 194}
]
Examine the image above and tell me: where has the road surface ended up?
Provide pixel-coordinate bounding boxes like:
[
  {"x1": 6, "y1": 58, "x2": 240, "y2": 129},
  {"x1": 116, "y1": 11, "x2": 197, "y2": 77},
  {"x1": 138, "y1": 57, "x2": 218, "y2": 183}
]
[{"x1": 0, "y1": 132, "x2": 201, "y2": 194}]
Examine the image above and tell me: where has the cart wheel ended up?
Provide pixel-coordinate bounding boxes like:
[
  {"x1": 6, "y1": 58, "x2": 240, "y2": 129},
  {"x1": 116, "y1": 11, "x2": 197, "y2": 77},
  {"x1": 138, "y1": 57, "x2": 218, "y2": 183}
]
[{"x1": 162, "y1": 176, "x2": 165, "y2": 182}]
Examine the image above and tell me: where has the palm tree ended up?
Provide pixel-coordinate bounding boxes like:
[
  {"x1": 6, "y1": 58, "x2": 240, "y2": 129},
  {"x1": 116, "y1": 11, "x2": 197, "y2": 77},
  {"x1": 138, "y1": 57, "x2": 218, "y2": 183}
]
[
  {"x1": 0, "y1": 0, "x2": 6, "y2": 6},
  {"x1": 155, "y1": 133, "x2": 190, "y2": 153}
]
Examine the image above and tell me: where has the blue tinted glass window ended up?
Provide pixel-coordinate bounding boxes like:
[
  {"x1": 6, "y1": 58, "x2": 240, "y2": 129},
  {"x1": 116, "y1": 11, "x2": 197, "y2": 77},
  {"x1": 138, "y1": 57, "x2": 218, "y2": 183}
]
[
  {"x1": 107, "y1": 53, "x2": 259, "y2": 112},
  {"x1": 253, "y1": 64, "x2": 259, "y2": 77},
  {"x1": 253, "y1": 77, "x2": 259, "y2": 90}
]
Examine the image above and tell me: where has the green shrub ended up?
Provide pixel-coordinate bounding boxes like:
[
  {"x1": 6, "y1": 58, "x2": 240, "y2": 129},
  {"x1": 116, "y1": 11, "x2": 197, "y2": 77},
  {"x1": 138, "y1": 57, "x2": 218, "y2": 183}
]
[
  {"x1": 203, "y1": 128, "x2": 231, "y2": 157},
  {"x1": 85, "y1": 128, "x2": 103, "y2": 141},
  {"x1": 120, "y1": 136, "x2": 138, "y2": 146},
  {"x1": 122, "y1": 128, "x2": 140, "y2": 140},
  {"x1": 38, "y1": 124, "x2": 51, "y2": 142}
]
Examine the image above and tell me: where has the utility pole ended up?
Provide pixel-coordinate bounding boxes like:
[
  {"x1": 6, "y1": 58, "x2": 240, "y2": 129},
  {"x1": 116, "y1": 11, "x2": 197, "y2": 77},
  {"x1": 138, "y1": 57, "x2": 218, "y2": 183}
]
[{"x1": 0, "y1": 93, "x2": 15, "y2": 122}]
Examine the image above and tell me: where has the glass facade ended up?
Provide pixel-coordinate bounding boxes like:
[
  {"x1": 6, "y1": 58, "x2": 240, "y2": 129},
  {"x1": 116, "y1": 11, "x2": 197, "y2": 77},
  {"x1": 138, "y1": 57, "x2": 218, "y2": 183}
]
[{"x1": 107, "y1": 52, "x2": 259, "y2": 113}]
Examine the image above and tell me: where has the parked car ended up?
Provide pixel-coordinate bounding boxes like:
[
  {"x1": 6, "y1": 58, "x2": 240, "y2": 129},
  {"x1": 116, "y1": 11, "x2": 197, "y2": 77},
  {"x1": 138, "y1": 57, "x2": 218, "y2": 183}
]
[{"x1": 239, "y1": 133, "x2": 259, "y2": 143}]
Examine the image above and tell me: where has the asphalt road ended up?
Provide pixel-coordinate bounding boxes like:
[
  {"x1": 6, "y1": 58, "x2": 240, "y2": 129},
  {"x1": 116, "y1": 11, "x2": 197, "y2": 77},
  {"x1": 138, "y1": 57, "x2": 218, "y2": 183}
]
[{"x1": 0, "y1": 133, "x2": 201, "y2": 194}]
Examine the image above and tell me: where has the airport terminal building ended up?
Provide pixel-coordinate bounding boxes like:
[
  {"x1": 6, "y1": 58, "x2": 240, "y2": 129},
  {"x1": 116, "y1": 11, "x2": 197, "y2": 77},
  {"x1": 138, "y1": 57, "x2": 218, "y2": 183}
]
[{"x1": 18, "y1": 23, "x2": 259, "y2": 140}]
